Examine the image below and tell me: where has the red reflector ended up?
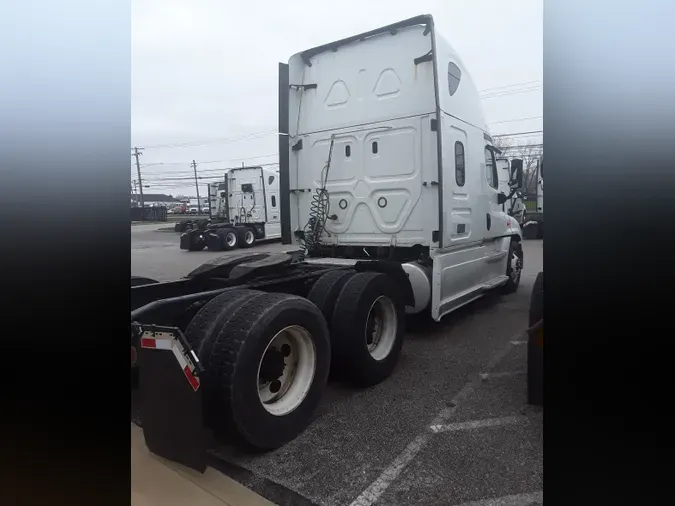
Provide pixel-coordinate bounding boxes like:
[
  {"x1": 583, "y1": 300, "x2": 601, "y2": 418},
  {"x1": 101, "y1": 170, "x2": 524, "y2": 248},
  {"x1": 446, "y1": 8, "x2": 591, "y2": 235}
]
[
  {"x1": 183, "y1": 365, "x2": 200, "y2": 391},
  {"x1": 507, "y1": 220, "x2": 511, "y2": 227},
  {"x1": 140, "y1": 337, "x2": 156, "y2": 348}
]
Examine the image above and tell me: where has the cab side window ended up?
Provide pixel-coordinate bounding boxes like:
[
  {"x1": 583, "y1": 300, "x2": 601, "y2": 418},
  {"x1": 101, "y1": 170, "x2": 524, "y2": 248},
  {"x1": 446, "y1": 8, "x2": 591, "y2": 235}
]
[
  {"x1": 455, "y1": 142, "x2": 465, "y2": 186},
  {"x1": 485, "y1": 147, "x2": 498, "y2": 189}
]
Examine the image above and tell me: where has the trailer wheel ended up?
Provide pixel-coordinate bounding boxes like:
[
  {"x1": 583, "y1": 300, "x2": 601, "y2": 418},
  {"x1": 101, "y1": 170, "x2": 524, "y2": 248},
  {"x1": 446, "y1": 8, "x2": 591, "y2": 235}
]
[
  {"x1": 218, "y1": 227, "x2": 239, "y2": 251},
  {"x1": 204, "y1": 293, "x2": 330, "y2": 449},
  {"x1": 131, "y1": 276, "x2": 159, "y2": 287},
  {"x1": 237, "y1": 227, "x2": 256, "y2": 248},
  {"x1": 331, "y1": 272, "x2": 405, "y2": 386},
  {"x1": 502, "y1": 239, "x2": 523, "y2": 294},
  {"x1": 528, "y1": 272, "x2": 544, "y2": 405},
  {"x1": 307, "y1": 269, "x2": 356, "y2": 326}
]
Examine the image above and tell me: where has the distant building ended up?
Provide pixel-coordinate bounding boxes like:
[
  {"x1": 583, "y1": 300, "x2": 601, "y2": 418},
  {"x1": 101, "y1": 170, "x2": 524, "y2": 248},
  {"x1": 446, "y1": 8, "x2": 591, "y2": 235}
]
[{"x1": 130, "y1": 193, "x2": 181, "y2": 207}]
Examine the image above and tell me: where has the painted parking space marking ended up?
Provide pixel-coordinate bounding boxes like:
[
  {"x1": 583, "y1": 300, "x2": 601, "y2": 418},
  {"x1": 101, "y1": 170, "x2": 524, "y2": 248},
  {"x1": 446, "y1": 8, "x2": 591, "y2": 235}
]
[
  {"x1": 429, "y1": 415, "x2": 529, "y2": 434},
  {"x1": 479, "y1": 370, "x2": 526, "y2": 381},
  {"x1": 451, "y1": 491, "x2": 543, "y2": 506},
  {"x1": 348, "y1": 335, "x2": 523, "y2": 506}
]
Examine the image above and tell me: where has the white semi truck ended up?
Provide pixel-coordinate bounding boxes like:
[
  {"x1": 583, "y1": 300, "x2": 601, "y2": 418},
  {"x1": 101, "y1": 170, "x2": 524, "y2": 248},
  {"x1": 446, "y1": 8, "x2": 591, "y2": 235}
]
[
  {"x1": 131, "y1": 15, "x2": 525, "y2": 469},
  {"x1": 179, "y1": 166, "x2": 282, "y2": 251}
]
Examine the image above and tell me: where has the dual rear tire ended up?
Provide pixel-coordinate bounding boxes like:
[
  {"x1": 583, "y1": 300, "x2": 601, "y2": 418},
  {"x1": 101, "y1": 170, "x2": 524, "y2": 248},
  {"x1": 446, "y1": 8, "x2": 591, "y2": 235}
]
[
  {"x1": 184, "y1": 226, "x2": 255, "y2": 251},
  {"x1": 216, "y1": 227, "x2": 239, "y2": 250},
  {"x1": 183, "y1": 270, "x2": 406, "y2": 450},
  {"x1": 237, "y1": 227, "x2": 256, "y2": 248},
  {"x1": 185, "y1": 289, "x2": 330, "y2": 450},
  {"x1": 308, "y1": 270, "x2": 405, "y2": 387}
]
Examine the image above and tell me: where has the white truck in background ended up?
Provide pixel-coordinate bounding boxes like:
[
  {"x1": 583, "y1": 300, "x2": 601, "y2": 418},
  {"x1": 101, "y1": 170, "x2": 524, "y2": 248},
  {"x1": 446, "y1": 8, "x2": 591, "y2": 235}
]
[
  {"x1": 522, "y1": 157, "x2": 543, "y2": 239},
  {"x1": 497, "y1": 157, "x2": 527, "y2": 225},
  {"x1": 179, "y1": 165, "x2": 282, "y2": 251},
  {"x1": 132, "y1": 15, "x2": 526, "y2": 464}
]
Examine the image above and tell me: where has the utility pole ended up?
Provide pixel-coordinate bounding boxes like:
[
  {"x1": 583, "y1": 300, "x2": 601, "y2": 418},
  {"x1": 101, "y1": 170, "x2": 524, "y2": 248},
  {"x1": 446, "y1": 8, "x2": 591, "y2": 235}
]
[
  {"x1": 132, "y1": 147, "x2": 145, "y2": 219},
  {"x1": 192, "y1": 159, "x2": 201, "y2": 215}
]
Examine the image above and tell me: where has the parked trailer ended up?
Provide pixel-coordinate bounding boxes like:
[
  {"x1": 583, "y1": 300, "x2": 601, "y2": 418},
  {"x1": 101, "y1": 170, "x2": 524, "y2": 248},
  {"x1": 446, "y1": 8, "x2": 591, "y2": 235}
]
[
  {"x1": 179, "y1": 166, "x2": 282, "y2": 251},
  {"x1": 131, "y1": 15, "x2": 525, "y2": 471}
]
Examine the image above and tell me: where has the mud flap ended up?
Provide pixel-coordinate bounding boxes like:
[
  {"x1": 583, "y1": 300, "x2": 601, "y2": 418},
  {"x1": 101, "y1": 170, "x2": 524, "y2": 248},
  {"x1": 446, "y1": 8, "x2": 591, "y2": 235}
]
[{"x1": 137, "y1": 325, "x2": 212, "y2": 472}]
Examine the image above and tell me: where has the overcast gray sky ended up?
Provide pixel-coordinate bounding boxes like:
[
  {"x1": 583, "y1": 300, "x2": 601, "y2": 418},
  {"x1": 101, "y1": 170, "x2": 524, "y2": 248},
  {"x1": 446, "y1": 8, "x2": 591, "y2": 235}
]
[{"x1": 131, "y1": 0, "x2": 542, "y2": 197}]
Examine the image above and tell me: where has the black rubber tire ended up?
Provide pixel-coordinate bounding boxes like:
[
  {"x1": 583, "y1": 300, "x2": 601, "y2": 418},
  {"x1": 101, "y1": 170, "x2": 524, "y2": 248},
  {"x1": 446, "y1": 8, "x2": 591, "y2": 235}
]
[
  {"x1": 331, "y1": 272, "x2": 405, "y2": 386},
  {"x1": 237, "y1": 227, "x2": 256, "y2": 248},
  {"x1": 205, "y1": 230, "x2": 224, "y2": 251},
  {"x1": 185, "y1": 289, "x2": 265, "y2": 359},
  {"x1": 522, "y1": 222, "x2": 539, "y2": 240},
  {"x1": 131, "y1": 276, "x2": 159, "y2": 287},
  {"x1": 527, "y1": 271, "x2": 544, "y2": 405},
  {"x1": 218, "y1": 227, "x2": 239, "y2": 251},
  {"x1": 307, "y1": 269, "x2": 356, "y2": 326},
  {"x1": 203, "y1": 293, "x2": 330, "y2": 449},
  {"x1": 174, "y1": 222, "x2": 183, "y2": 232},
  {"x1": 187, "y1": 231, "x2": 207, "y2": 251},
  {"x1": 502, "y1": 239, "x2": 524, "y2": 294}
]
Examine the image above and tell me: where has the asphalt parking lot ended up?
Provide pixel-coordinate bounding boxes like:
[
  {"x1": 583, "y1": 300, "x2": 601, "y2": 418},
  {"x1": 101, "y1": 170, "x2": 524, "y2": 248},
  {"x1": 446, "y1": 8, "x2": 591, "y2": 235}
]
[{"x1": 132, "y1": 224, "x2": 543, "y2": 506}]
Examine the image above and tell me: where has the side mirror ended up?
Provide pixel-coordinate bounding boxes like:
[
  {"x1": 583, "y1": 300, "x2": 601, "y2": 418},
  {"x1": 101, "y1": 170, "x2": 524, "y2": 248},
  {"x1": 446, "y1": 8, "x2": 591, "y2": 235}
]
[
  {"x1": 497, "y1": 192, "x2": 508, "y2": 205},
  {"x1": 510, "y1": 159, "x2": 524, "y2": 188}
]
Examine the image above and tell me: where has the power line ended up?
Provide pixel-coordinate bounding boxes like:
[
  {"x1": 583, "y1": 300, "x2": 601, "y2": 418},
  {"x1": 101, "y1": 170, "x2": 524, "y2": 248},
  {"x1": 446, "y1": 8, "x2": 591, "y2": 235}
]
[
  {"x1": 140, "y1": 163, "x2": 279, "y2": 180},
  {"x1": 141, "y1": 129, "x2": 277, "y2": 150},
  {"x1": 141, "y1": 163, "x2": 279, "y2": 182},
  {"x1": 139, "y1": 152, "x2": 279, "y2": 169}
]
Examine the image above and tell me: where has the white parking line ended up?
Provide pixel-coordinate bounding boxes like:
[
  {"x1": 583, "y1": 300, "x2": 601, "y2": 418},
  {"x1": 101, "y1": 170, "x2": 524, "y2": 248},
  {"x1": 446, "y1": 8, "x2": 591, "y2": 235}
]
[
  {"x1": 348, "y1": 335, "x2": 522, "y2": 506},
  {"x1": 479, "y1": 371, "x2": 526, "y2": 381},
  {"x1": 452, "y1": 491, "x2": 543, "y2": 506},
  {"x1": 430, "y1": 415, "x2": 529, "y2": 434}
]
